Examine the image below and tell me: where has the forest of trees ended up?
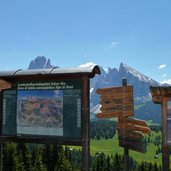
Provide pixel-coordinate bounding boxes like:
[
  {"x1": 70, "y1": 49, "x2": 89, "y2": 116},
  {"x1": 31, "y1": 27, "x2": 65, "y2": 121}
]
[
  {"x1": 90, "y1": 119, "x2": 117, "y2": 140},
  {"x1": 1, "y1": 142, "x2": 162, "y2": 171}
]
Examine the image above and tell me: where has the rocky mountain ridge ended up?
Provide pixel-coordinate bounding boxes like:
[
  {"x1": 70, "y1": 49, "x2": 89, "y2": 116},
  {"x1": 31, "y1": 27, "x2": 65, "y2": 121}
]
[
  {"x1": 90, "y1": 63, "x2": 160, "y2": 106},
  {"x1": 28, "y1": 56, "x2": 163, "y2": 123},
  {"x1": 28, "y1": 56, "x2": 58, "y2": 69}
]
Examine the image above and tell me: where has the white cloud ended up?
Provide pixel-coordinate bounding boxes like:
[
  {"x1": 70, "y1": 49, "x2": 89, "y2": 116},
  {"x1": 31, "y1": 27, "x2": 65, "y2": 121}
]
[
  {"x1": 160, "y1": 79, "x2": 171, "y2": 85},
  {"x1": 110, "y1": 41, "x2": 119, "y2": 48},
  {"x1": 79, "y1": 62, "x2": 96, "y2": 67},
  {"x1": 158, "y1": 64, "x2": 166, "y2": 69},
  {"x1": 103, "y1": 41, "x2": 119, "y2": 51}
]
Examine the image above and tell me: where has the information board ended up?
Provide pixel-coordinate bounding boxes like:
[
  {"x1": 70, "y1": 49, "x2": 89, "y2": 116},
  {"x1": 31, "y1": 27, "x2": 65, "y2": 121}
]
[{"x1": 2, "y1": 79, "x2": 82, "y2": 139}]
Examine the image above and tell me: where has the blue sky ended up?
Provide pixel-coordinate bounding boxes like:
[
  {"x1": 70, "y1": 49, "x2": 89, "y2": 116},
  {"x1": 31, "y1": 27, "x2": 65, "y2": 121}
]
[{"x1": 0, "y1": 0, "x2": 171, "y2": 84}]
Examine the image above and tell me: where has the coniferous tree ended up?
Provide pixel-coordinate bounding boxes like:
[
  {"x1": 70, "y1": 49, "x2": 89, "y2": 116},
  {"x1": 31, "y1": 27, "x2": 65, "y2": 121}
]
[
  {"x1": 138, "y1": 161, "x2": 145, "y2": 171},
  {"x1": 148, "y1": 162, "x2": 152, "y2": 171},
  {"x1": 99, "y1": 153, "x2": 105, "y2": 171},
  {"x1": 106, "y1": 155, "x2": 111, "y2": 171},
  {"x1": 153, "y1": 162, "x2": 159, "y2": 171},
  {"x1": 42, "y1": 144, "x2": 52, "y2": 171},
  {"x1": 31, "y1": 146, "x2": 47, "y2": 171},
  {"x1": 94, "y1": 153, "x2": 100, "y2": 171},
  {"x1": 111, "y1": 153, "x2": 122, "y2": 171},
  {"x1": 16, "y1": 143, "x2": 31, "y2": 171},
  {"x1": 3, "y1": 143, "x2": 21, "y2": 171},
  {"x1": 51, "y1": 144, "x2": 60, "y2": 170},
  {"x1": 54, "y1": 146, "x2": 72, "y2": 171}
]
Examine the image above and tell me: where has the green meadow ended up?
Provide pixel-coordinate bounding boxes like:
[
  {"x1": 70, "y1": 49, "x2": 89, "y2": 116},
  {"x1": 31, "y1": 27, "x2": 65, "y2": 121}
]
[
  {"x1": 71, "y1": 130, "x2": 162, "y2": 166},
  {"x1": 90, "y1": 131, "x2": 162, "y2": 165}
]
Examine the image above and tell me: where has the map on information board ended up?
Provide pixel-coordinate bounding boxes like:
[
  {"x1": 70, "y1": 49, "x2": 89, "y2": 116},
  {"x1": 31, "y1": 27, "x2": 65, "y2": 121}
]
[{"x1": 17, "y1": 90, "x2": 64, "y2": 136}]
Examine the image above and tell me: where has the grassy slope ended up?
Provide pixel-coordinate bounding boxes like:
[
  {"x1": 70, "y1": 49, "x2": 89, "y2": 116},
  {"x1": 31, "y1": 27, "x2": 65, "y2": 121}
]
[
  {"x1": 70, "y1": 131, "x2": 162, "y2": 166},
  {"x1": 90, "y1": 131, "x2": 162, "y2": 165}
]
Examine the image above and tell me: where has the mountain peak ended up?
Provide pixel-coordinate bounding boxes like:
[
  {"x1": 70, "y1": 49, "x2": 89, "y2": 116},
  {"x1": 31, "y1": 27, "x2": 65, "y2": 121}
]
[
  {"x1": 119, "y1": 63, "x2": 157, "y2": 84},
  {"x1": 28, "y1": 56, "x2": 57, "y2": 69}
]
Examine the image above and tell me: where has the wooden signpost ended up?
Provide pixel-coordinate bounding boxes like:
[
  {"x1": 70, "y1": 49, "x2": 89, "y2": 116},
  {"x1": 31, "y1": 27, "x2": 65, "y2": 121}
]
[
  {"x1": 96, "y1": 79, "x2": 151, "y2": 171},
  {"x1": 96, "y1": 85, "x2": 134, "y2": 118}
]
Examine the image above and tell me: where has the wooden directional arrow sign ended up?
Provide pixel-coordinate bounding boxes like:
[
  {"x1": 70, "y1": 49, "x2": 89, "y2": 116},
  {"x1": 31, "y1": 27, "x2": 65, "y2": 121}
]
[
  {"x1": 96, "y1": 86, "x2": 134, "y2": 118},
  {"x1": 118, "y1": 129, "x2": 144, "y2": 139},
  {"x1": 118, "y1": 117, "x2": 151, "y2": 134},
  {"x1": 124, "y1": 118, "x2": 148, "y2": 127},
  {"x1": 117, "y1": 117, "x2": 150, "y2": 153}
]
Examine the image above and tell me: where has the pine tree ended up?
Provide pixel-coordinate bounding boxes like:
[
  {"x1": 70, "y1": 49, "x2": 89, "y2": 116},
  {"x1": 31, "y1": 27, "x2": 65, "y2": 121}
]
[
  {"x1": 111, "y1": 153, "x2": 122, "y2": 171},
  {"x1": 93, "y1": 153, "x2": 100, "y2": 171},
  {"x1": 153, "y1": 162, "x2": 159, "y2": 171},
  {"x1": 42, "y1": 144, "x2": 52, "y2": 171},
  {"x1": 148, "y1": 162, "x2": 152, "y2": 171},
  {"x1": 54, "y1": 146, "x2": 72, "y2": 171},
  {"x1": 138, "y1": 161, "x2": 145, "y2": 171},
  {"x1": 51, "y1": 144, "x2": 60, "y2": 170},
  {"x1": 16, "y1": 143, "x2": 31, "y2": 171},
  {"x1": 31, "y1": 146, "x2": 47, "y2": 171},
  {"x1": 3, "y1": 143, "x2": 21, "y2": 171},
  {"x1": 106, "y1": 155, "x2": 111, "y2": 171},
  {"x1": 99, "y1": 153, "x2": 105, "y2": 171}
]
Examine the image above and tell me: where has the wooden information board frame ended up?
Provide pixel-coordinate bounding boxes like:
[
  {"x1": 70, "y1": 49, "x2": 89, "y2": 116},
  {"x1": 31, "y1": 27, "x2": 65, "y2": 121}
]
[
  {"x1": 162, "y1": 97, "x2": 171, "y2": 146},
  {"x1": 150, "y1": 86, "x2": 171, "y2": 171},
  {"x1": 0, "y1": 65, "x2": 101, "y2": 171}
]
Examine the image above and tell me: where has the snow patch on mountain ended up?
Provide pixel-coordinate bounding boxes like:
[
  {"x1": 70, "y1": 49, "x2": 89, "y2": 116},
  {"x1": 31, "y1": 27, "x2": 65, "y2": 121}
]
[
  {"x1": 90, "y1": 88, "x2": 94, "y2": 94},
  {"x1": 90, "y1": 104, "x2": 101, "y2": 119},
  {"x1": 120, "y1": 63, "x2": 155, "y2": 83}
]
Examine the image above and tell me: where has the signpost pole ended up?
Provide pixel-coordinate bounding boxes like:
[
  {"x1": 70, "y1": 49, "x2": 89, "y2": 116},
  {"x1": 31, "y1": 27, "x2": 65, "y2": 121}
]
[
  {"x1": 122, "y1": 79, "x2": 129, "y2": 171},
  {"x1": 0, "y1": 143, "x2": 2, "y2": 171},
  {"x1": 82, "y1": 75, "x2": 90, "y2": 171},
  {"x1": 124, "y1": 147, "x2": 129, "y2": 171},
  {"x1": 162, "y1": 146, "x2": 169, "y2": 171},
  {"x1": 162, "y1": 99, "x2": 170, "y2": 171}
]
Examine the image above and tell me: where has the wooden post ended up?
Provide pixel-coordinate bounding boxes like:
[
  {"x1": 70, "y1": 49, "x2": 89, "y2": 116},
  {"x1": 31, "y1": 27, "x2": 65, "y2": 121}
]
[
  {"x1": 82, "y1": 75, "x2": 90, "y2": 171},
  {"x1": 162, "y1": 146, "x2": 169, "y2": 171},
  {"x1": 122, "y1": 79, "x2": 129, "y2": 171},
  {"x1": 124, "y1": 147, "x2": 129, "y2": 171},
  {"x1": 162, "y1": 99, "x2": 170, "y2": 171},
  {"x1": 0, "y1": 79, "x2": 12, "y2": 171}
]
